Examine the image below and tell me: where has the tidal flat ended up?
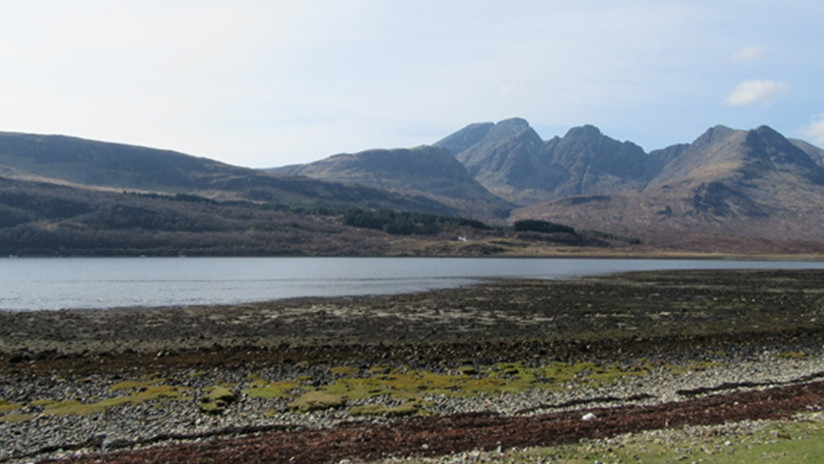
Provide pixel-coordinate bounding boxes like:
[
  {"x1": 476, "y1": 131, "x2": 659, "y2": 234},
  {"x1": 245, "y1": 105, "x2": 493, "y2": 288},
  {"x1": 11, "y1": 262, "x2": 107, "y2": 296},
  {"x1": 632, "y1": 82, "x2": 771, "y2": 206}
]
[{"x1": 1, "y1": 269, "x2": 824, "y2": 463}]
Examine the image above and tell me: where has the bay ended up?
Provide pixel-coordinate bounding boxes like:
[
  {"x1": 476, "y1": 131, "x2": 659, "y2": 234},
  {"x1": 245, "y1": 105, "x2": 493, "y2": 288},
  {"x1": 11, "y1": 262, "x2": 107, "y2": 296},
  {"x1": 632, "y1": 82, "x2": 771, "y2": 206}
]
[{"x1": 1, "y1": 257, "x2": 822, "y2": 311}]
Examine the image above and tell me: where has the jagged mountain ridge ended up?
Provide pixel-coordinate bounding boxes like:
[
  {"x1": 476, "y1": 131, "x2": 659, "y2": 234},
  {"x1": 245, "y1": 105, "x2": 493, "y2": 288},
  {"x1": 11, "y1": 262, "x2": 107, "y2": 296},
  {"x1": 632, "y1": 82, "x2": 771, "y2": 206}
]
[
  {"x1": 269, "y1": 117, "x2": 824, "y2": 250},
  {"x1": 2, "y1": 119, "x2": 824, "y2": 253},
  {"x1": 499, "y1": 122, "x2": 824, "y2": 249},
  {"x1": 435, "y1": 118, "x2": 658, "y2": 205}
]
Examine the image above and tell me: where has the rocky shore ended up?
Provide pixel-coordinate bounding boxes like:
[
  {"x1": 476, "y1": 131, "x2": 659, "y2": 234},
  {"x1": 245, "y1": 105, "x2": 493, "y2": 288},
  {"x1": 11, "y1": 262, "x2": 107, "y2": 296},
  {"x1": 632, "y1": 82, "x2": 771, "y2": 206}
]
[{"x1": 1, "y1": 269, "x2": 823, "y2": 463}]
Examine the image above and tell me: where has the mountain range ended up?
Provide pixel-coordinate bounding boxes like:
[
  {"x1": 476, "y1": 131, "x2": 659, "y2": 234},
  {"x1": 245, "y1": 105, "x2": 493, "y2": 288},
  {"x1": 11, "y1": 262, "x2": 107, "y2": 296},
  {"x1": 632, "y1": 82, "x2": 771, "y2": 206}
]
[
  {"x1": 274, "y1": 118, "x2": 824, "y2": 252},
  {"x1": 1, "y1": 119, "x2": 824, "y2": 255}
]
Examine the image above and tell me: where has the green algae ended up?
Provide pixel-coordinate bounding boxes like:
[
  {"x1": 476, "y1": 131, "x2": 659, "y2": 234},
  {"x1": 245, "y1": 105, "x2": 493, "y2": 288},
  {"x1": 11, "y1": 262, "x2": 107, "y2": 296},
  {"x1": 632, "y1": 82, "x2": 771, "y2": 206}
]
[
  {"x1": 0, "y1": 412, "x2": 35, "y2": 423},
  {"x1": 42, "y1": 384, "x2": 189, "y2": 417},
  {"x1": 4, "y1": 380, "x2": 191, "y2": 420},
  {"x1": 288, "y1": 391, "x2": 344, "y2": 412},
  {"x1": 239, "y1": 359, "x2": 656, "y2": 416},
  {"x1": 330, "y1": 366, "x2": 360, "y2": 376},
  {"x1": 244, "y1": 379, "x2": 300, "y2": 399},
  {"x1": 776, "y1": 350, "x2": 808, "y2": 360},
  {"x1": 350, "y1": 402, "x2": 419, "y2": 418},
  {"x1": 276, "y1": 360, "x2": 653, "y2": 413},
  {"x1": 0, "y1": 399, "x2": 20, "y2": 414},
  {"x1": 199, "y1": 386, "x2": 237, "y2": 415},
  {"x1": 108, "y1": 380, "x2": 148, "y2": 391}
]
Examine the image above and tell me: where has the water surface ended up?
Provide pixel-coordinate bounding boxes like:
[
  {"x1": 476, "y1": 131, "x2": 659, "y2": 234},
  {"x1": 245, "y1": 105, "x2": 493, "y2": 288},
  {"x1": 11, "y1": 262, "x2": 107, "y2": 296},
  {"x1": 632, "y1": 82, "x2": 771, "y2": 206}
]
[{"x1": 1, "y1": 257, "x2": 822, "y2": 311}]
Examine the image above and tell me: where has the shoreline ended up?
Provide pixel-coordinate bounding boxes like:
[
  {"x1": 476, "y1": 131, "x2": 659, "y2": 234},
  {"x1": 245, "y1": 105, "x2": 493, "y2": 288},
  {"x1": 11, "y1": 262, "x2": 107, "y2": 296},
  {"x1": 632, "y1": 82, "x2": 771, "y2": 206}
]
[
  {"x1": 3, "y1": 256, "x2": 824, "y2": 313},
  {"x1": 2, "y1": 269, "x2": 824, "y2": 463}
]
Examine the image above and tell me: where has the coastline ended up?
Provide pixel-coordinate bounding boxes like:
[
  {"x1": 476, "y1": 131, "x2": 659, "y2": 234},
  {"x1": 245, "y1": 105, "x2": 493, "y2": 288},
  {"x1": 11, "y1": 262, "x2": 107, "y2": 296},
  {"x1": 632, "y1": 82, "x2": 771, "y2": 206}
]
[{"x1": 2, "y1": 269, "x2": 824, "y2": 463}]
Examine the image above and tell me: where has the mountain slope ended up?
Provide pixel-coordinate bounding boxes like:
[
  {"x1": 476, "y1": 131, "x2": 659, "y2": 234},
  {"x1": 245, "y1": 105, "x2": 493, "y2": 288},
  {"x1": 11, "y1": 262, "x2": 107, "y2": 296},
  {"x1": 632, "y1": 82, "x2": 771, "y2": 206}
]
[
  {"x1": 435, "y1": 118, "x2": 547, "y2": 204},
  {"x1": 436, "y1": 119, "x2": 655, "y2": 205},
  {"x1": 539, "y1": 125, "x2": 651, "y2": 197},
  {"x1": 791, "y1": 137, "x2": 824, "y2": 167},
  {"x1": 512, "y1": 125, "x2": 824, "y2": 251},
  {"x1": 0, "y1": 175, "x2": 397, "y2": 256},
  {"x1": 273, "y1": 146, "x2": 512, "y2": 221},
  {"x1": 3, "y1": 121, "x2": 824, "y2": 254},
  {"x1": 0, "y1": 132, "x2": 457, "y2": 216}
]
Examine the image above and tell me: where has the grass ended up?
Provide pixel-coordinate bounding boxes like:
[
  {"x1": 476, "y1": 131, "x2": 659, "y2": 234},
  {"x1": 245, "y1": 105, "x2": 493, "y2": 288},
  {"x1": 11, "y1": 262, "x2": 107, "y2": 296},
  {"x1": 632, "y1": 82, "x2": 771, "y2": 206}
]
[
  {"x1": 532, "y1": 416, "x2": 824, "y2": 463},
  {"x1": 370, "y1": 413, "x2": 824, "y2": 463}
]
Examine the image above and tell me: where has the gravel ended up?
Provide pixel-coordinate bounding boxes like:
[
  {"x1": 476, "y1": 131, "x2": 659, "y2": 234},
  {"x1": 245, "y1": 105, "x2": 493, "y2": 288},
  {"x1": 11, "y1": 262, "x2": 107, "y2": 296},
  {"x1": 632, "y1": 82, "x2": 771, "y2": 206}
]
[
  {"x1": 3, "y1": 270, "x2": 824, "y2": 463},
  {"x1": 2, "y1": 344, "x2": 823, "y2": 463}
]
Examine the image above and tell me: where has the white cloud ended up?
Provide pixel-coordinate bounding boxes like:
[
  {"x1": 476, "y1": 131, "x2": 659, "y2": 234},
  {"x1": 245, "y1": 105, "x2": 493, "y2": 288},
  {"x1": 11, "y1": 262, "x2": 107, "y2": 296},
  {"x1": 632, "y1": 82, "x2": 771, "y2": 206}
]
[
  {"x1": 724, "y1": 79, "x2": 790, "y2": 106},
  {"x1": 732, "y1": 45, "x2": 765, "y2": 62},
  {"x1": 799, "y1": 116, "x2": 824, "y2": 145}
]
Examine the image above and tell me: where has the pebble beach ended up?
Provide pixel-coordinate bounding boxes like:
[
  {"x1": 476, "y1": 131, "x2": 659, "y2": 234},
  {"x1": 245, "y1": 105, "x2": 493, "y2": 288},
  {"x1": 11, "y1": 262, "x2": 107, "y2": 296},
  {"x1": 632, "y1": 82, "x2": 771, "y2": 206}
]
[{"x1": 2, "y1": 269, "x2": 823, "y2": 463}]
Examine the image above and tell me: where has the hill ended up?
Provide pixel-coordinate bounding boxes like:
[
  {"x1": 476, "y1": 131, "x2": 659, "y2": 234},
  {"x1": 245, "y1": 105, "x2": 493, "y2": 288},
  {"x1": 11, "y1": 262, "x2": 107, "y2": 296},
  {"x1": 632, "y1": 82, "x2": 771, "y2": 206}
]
[
  {"x1": 0, "y1": 175, "x2": 397, "y2": 256},
  {"x1": 0, "y1": 133, "x2": 624, "y2": 256},
  {"x1": 273, "y1": 145, "x2": 511, "y2": 222},
  {"x1": 0, "y1": 132, "x2": 457, "y2": 216},
  {"x1": 0, "y1": 174, "x2": 628, "y2": 257}
]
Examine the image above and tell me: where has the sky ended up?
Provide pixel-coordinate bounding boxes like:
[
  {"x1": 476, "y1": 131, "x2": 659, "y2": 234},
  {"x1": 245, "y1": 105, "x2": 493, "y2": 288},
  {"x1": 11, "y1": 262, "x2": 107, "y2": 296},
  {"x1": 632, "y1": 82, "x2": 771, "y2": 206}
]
[{"x1": 1, "y1": 1, "x2": 823, "y2": 168}]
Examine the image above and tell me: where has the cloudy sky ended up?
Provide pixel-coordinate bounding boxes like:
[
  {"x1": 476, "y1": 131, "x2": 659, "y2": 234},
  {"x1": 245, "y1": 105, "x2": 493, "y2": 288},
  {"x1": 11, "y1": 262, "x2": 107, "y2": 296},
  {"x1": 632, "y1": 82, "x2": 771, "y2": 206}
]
[{"x1": 2, "y1": 1, "x2": 823, "y2": 167}]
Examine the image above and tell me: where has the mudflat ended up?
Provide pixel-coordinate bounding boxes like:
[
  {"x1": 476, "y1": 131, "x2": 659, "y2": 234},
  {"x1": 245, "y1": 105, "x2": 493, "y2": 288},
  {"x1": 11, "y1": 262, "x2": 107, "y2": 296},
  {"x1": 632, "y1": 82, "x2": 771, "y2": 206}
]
[{"x1": 2, "y1": 269, "x2": 824, "y2": 463}]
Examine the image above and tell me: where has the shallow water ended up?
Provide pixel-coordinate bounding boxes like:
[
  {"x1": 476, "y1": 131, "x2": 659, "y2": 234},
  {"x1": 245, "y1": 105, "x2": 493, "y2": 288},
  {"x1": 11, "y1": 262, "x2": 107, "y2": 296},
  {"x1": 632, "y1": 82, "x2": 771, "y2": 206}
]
[{"x1": 1, "y1": 257, "x2": 822, "y2": 311}]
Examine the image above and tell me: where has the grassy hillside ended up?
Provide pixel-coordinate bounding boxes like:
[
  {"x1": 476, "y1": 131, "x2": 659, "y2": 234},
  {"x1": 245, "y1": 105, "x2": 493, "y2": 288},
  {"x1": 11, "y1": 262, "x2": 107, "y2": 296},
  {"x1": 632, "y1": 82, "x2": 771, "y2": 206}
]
[
  {"x1": 0, "y1": 132, "x2": 460, "y2": 217},
  {"x1": 0, "y1": 176, "x2": 392, "y2": 256},
  {"x1": 274, "y1": 146, "x2": 512, "y2": 222},
  {"x1": 0, "y1": 176, "x2": 628, "y2": 257}
]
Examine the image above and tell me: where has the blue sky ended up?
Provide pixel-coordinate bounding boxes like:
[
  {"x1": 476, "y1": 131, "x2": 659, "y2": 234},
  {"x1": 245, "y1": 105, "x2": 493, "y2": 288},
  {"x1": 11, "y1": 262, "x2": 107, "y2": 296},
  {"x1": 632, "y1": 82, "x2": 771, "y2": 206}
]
[{"x1": 1, "y1": 1, "x2": 823, "y2": 167}]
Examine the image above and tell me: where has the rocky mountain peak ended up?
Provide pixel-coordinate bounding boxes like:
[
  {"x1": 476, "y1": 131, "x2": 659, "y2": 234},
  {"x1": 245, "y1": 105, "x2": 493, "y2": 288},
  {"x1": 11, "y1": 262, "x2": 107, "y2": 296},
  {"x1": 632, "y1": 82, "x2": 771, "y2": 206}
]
[
  {"x1": 434, "y1": 122, "x2": 495, "y2": 155},
  {"x1": 691, "y1": 125, "x2": 737, "y2": 148},
  {"x1": 743, "y1": 125, "x2": 824, "y2": 184},
  {"x1": 435, "y1": 118, "x2": 535, "y2": 157},
  {"x1": 745, "y1": 125, "x2": 795, "y2": 151},
  {"x1": 563, "y1": 124, "x2": 603, "y2": 139},
  {"x1": 490, "y1": 117, "x2": 531, "y2": 133}
]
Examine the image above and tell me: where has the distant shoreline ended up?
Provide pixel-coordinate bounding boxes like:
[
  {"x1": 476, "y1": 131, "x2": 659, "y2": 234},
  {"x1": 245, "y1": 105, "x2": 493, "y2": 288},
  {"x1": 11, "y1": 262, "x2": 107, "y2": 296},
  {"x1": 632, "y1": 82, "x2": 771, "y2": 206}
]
[{"x1": 2, "y1": 257, "x2": 824, "y2": 312}]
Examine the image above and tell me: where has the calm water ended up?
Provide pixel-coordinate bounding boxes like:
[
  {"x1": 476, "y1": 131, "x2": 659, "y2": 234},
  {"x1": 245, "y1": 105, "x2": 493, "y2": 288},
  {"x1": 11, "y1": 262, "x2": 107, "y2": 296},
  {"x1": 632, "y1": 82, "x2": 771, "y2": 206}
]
[{"x1": 1, "y1": 257, "x2": 823, "y2": 311}]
